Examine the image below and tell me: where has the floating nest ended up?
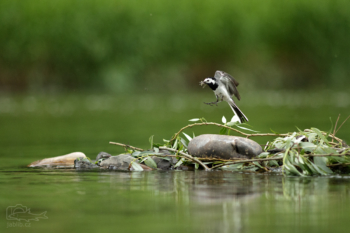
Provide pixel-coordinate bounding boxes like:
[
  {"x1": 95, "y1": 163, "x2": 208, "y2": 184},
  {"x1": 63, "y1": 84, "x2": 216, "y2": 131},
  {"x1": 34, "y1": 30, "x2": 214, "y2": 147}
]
[{"x1": 110, "y1": 116, "x2": 350, "y2": 176}]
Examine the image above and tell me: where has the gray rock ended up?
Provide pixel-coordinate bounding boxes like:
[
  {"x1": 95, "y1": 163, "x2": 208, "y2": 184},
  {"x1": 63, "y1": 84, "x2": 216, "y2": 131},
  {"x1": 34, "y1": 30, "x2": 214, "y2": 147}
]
[
  {"x1": 74, "y1": 157, "x2": 99, "y2": 169},
  {"x1": 149, "y1": 149, "x2": 178, "y2": 170},
  {"x1": 96, "y1": 152, "x2": 112, "y2": 160},
  {"x1": 100, "y1": 154, "x2": 134, "y2": 171},
  {"x1": 100, "y1": 154, "x2": 152, "y2": 171},
  {"x1": 188, "y1": 134, "x2": 262, "y2": 159},
  {"x1": 151, "y1": 156, "x2": 178, "y2": 170}
]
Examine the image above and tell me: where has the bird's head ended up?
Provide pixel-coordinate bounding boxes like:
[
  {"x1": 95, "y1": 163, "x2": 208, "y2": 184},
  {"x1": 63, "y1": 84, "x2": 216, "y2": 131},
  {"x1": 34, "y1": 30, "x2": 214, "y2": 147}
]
[{"x1": 200, "y1": 77, "x2": 216, "y2": 87}]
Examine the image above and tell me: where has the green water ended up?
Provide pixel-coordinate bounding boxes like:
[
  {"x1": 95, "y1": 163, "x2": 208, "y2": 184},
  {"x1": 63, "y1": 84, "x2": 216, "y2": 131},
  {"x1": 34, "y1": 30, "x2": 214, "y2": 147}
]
[{"x1": 1, "y1": 92, "x2": 350, "y2": 232}]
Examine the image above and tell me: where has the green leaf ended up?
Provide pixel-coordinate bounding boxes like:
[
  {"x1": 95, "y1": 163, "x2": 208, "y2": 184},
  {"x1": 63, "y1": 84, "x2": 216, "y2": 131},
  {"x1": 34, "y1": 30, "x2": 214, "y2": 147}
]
[
  {"x1": 328, "y1": 156, "x2": 350, "y2": 164},
  {"x1": 178, "y1": 143, "x2": 184, "y2": 152},
  {"x1": 131, "y1": 151, "x2": 141, "y2": 157},
  {"x1": 219, "y1": 127, "x2": 227, "y2": 135},
  {"x1": 314, "y1": 146, "x2": 338, "y2": 155},
  {"x1": 314, "y1": 157, "x2": 333, "y2": 174},
  {"x1": 295, "y1": 126, "x2": 303, "y2": 133},
  {"x1": 149, "y1": 135, "x2": 154, "y2": 149},
  {"x1": 258, "y1": 152, "x2": 270, "y2": 158},
  {"x1": 180, "y1": 137, "x2": 188, "y2": 148},
  {"x1": 308, "y1": 161, "x2": 331, "y2": 175},
  {"x1": 195, "y1": 163, "x2": 199, "y2": 170},
  {"x1": 226, "y1": 121, "x2": 237, "y2": 126},
  {"x1": 220, "y1": 163, "x2": 244, "y2": 171},
  {"x1": 299, "y1": 142, "x2": 317, "y2": 148},
  {"x1": 307, "y1": 133, "x2": 317, "y2": 143},
  {"x1": 182, "y1": 132, "x2": 192, "y2": 141},
  {"x1": 311, "y1": 127, "x2": 329, "y2": 145},
  {"x1": 160, "y1": 157, "x2": 171, "y2": 161},
  {"x1": 299, "y1": 142, "x2": 317, "y2": 153},
  {"x1": 144, "y1": 157, "x2": 157, "y2": 169},
  {"x1": 284, "y1": 138, "x2": 294, "y2": 149},
  {"x1": 172, "y1": 139, "x2": 178, "y2": 149},
  {"x1": 328, "y1": 117, "x2": 334, "y2": 136},
  {"x1": 230, "y1": 115, "x2": 240, "y2": 123},
  {"x1": 253, "y1": 161, "x2": 264, "y2": 169},
  {"x1": 270, "y1": 128, "x2": 279, "y2": 134},
  {"x1": 131, "y1": 162, "x2": 143, "y2": 171},
  {"x1": 236, "y1": 125, "x2": 259, "y2": 132},
  {"x1": 268, "y1": 160, "x2": 279, "y2": 167},
  {"x1": 174, "y1": 158, "x2": 185, "y2": 168},
  {"x1": 153, "y1": 143, "x2": 163, "y2": 148},
  {"x1": 283, "y1": 158, "x2": 304, "y2": 176},
  {"x1": 222, "y1": 116, "x2": 227, "y2": 124}
]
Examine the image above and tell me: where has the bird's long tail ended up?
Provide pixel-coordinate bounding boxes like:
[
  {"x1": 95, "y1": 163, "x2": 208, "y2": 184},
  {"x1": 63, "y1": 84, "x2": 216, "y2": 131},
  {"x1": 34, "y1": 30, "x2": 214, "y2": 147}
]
[{"x1": 228, "y1": 102, "x2": 249, "y2": 123}]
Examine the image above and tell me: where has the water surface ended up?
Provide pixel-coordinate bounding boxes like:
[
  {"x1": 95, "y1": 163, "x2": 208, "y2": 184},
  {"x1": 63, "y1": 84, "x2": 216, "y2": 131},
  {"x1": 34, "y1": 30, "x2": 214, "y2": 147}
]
[{"x1": 1, "y1": 92, "x2": 350, "y2": 232}]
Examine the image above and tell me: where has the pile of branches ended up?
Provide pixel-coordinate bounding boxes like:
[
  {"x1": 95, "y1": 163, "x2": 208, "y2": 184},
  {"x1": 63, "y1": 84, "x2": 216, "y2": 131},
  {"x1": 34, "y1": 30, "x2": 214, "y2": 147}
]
[{"x1": 110, "y1": 115, "x2": 350, "y2": 176}]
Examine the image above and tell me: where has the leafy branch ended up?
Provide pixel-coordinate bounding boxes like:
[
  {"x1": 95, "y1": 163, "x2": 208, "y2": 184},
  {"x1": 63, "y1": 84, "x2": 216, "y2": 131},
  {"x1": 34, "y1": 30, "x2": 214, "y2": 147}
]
[
  {"x1": 109, "y1": 141, "x2": 210, "y2": 171},
  {"x1": 109, "y1": 115, "x2": 350, "y2": 176},
  {"x1": 170, "y1": 122, "x2": 288, "y2": 143}
]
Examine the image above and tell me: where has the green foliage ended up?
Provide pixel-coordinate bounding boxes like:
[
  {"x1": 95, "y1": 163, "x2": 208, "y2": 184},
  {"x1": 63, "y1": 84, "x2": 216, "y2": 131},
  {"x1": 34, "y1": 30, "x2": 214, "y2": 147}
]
[
  {"x1": 1, "y1": 0, "x2": 350, "y2": 92},
  {"x1": 263, "y1": 128, "x2": 350, "y2": 176},
  {"x1": 112, "y1": 115, "x2": 349, "y2": 175},
  {"x1": 144, "y1": 117, "x2": 350, "y2": 176}
]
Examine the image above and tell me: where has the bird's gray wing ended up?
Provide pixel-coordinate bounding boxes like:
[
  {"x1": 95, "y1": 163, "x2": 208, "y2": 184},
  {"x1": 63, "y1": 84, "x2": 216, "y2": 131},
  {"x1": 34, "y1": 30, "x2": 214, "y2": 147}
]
[{"x1": 215, "y1": 70, "x2": 241, "y2": 100}]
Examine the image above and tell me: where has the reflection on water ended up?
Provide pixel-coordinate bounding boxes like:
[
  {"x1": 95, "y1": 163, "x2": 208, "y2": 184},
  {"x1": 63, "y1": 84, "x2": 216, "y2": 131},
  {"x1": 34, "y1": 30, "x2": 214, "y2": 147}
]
[
  {"x1": 1, "y1": 169, "x2": 350, "y2": 232},
  {"x1": 95, "y1": 171, "x2": 350, "y2": 232}
]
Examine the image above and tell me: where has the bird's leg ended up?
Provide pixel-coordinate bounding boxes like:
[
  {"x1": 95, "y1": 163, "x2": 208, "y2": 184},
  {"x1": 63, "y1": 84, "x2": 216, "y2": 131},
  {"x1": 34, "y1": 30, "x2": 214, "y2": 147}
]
[{"x1": 204, "y1": 95, "x2": 221, "y2": 106}]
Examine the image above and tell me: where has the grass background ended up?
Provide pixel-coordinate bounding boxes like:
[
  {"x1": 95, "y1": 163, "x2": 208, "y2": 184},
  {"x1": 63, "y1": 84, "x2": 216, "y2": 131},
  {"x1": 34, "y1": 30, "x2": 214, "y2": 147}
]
[{"x1": 1, "y1": 0, "x2": 350, "y2": 93}]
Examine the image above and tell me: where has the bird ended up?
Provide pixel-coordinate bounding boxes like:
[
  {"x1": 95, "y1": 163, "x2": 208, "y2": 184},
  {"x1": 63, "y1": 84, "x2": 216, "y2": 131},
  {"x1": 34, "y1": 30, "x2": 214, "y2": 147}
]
[{"x1": 200, "y1": 70, "x2": 248, "y2": 123}]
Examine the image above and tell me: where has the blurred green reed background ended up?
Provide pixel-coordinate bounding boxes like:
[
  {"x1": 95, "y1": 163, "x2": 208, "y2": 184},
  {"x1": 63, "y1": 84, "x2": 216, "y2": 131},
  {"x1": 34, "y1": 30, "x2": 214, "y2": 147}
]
[{"x1": 1, "y1": 0, "x2": 349, "y2": 93}]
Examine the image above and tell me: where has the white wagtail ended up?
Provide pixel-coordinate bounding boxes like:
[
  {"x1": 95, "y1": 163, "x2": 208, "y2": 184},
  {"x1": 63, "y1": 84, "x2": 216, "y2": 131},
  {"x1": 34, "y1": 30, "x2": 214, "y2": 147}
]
[{"x1": 200, "y1": 70, "x2": 249, "y2": 123}]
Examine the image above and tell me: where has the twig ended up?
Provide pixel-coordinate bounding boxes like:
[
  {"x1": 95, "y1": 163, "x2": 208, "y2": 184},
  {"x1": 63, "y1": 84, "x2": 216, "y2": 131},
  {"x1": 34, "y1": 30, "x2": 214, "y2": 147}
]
[
  {"x1": 159, "y1": 147, "x2": 211, "y2": 171},
  {"x1": 328, "y1": 162, "x2": 350, "y2": 167},
  {"x1": 109, "y1": 141, "x2": 350, "y2": 171},
  {"x1": 170, "y1": 122, "x2": 288, "y2": 143},
  {"x1": 211, "y1": 156, "x2": 283, "y2": 169},
  {"x1": 304, "y1": 153, "x2": 350, "y2": 157},
  {"x1": 197, "y1": 157, "x2": 246, "y2": 162},
  {"x1": 210, "y1": 153, "x2": 350, "y2": 170},
  {"x1": 109, "y1": 142, "x2": 144, "y2": 151},
  {"x1": 335, "y1": 115, "x2": 350, "y2": 136},
  {"x1": 109, "y1": 142, "x2": 211, "y2": 171},
  {"x1": 333, "y1": 114, "x2": 341, "y2": 143}
]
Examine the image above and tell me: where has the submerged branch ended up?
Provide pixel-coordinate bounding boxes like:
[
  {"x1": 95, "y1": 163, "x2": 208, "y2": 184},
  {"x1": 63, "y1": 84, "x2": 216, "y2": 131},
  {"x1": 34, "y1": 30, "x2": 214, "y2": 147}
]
[
  {"x1": 210, "y1": 156, "x2": 284, "y2": 169},
  {"x1": 158, "y1": 147, "x2": 211, "y2": 171},
  {"x1": 211, "y1": 152, "x2": 350, "y2": 170}
]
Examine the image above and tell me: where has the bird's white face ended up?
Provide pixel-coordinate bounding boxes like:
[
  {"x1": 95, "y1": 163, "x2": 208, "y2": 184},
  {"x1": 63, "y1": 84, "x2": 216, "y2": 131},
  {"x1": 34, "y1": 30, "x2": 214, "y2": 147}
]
[{"x1": 203, "y1": 78, "x2": 216, "y2": 85}]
